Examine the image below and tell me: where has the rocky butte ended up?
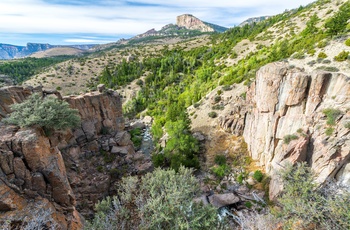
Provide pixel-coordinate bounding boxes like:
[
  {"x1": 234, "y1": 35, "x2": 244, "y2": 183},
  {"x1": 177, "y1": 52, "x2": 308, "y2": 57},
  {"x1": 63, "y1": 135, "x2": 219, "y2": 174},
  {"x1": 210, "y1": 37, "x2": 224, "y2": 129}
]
[
  {"x1": 0, "y1": 86, "x2": 152, "y2": 229},
  {"x1": 176, "y1": 14, "x2": 227, "y2": 33}
]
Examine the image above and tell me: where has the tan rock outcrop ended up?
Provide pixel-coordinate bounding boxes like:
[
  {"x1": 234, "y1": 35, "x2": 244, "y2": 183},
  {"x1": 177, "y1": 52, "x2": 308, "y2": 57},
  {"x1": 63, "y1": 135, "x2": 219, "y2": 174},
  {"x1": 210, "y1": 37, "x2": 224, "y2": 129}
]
[
  {"x1": 176, "y1": 14, "x2": 215, "y2": 32},
  {"x1": 220, "y1": 62, "x2": 350, "y2": 199}
]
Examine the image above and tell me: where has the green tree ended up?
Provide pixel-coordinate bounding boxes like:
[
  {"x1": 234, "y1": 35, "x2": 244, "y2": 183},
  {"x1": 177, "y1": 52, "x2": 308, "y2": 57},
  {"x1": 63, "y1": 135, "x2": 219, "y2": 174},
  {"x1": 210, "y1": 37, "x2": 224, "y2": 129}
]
[
  {"x1": 86, "y1": 167, "x2": 221, "y2": 230},
  {"x1": 325, "y1": 1, "x2": 350, "y2": 36},
  {"x1": 4, "y1": 93, "x2": 80, "y2": 132}
]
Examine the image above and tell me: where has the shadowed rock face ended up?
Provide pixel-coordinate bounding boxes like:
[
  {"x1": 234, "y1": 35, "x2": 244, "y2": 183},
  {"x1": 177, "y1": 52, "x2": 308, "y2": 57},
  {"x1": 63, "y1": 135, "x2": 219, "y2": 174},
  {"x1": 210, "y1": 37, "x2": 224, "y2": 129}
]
[
  {"x1": 0, "y1": 86, "x2": 152, "y2": 229},
  {"x1": 219, "y1": 62, "x2": 350, "y2": 199}
]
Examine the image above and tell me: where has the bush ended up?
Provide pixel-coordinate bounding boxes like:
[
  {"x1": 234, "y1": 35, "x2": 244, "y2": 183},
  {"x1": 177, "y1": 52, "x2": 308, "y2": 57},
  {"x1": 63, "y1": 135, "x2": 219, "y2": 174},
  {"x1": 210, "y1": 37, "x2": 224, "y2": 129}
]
[
  {"x1": 316, "y1": 66, "x2": 339, "y2": 72},
  {"x1": 345, "y1": 38, "x2": 350, "y2": 46},
  {"x1": 334, "y1": 51, "x2": 349, "y2": 62},
  {"x1": 86, "y1": 167, "x2": 221, "y2": 230},
  {"x1": 283, "y1": 134, "x2": 298, "y2": 144},
  {"x1": 253, "y1": 170, "x2": 263, "y2": 182},
  {"x1": 4, "y1": 93, "x2": 80, "y2": 132},
  {"x1": 323, "y1": 108, "x2": 341, "y2": 125},
  {"x1": 212, "y1": 104, "x2": 225, "y2": 110},
  {"x1": 130, "y1": 128, "x2": 142, "y2": 149},
  {"x1": 325, "y1": 127, "x2": 334, "y2": 136},
  {"x1": 214, "y1": 154, "x2": 227, "y2": 166},
  {"x1": 344, "y1": 122, "x2": 350, "y2": 129},
  {"x1": 208, "y1": 111, "x2": 218, "y2": 118},
  {"x1": 276, "y1": 163, "x2": 350, "y2": 229},
  {"x1": 318, "y1": 52, "x2": 328, "y2": 59},
  {"x1": 212, "y1": 164, "x2": 229, "y2": 178},
  {"x1": 214, "y1": 95, "x2": 221, "y2": 103}
]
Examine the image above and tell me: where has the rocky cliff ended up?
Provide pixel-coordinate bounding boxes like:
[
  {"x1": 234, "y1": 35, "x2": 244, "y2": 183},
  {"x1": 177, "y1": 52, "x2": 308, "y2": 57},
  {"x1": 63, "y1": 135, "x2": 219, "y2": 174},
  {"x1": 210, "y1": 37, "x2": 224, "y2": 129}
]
[
  {"x1": 176, "y1": 14, "x2": 227, "y2": 33},
  {"x1": 0, "y1": 86, "x2": 152, "y2": 228},
  {"x1": 220, "y1": 62, "x2": 350, "y2": 199}
]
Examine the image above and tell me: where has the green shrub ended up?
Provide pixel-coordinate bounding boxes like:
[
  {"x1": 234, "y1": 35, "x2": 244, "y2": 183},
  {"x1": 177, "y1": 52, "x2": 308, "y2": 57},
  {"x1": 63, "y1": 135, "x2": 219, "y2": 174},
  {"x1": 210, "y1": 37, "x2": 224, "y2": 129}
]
[
  {"x1": 151, "y1": 153, "x2": 165, "y2": 167},
  {"x1": 212, "y1": 164, "x2": 229, "y2": 178},
  {"x1": 344, "y1": 122, "x2": 350, "y2": 129},
  {"x1": 56, "y1": 86, "x2": 62, "y2": 90},
  {"x1": 217, "y1": 89, "x2": 223, "y2": 95},
  {"x1": 323, "y1": 108, "x2": 341, "y2": 125},
  {"x1": 214, "y1": 154, "x2": 226, "y2": 166},
  {"x1": 237, "y1": 173, "x2": 244, "y2": 185},
  {"x1": 318, "y1": 52, "x2": 328, "y2": 59},
  {"x1": 212, "y1": 104, "x2": 225, "y2": 110},
  {"x1": 253, "y1": 170, "x2": 264, "y2": 182},
  {"x1": 317, "y1": 40, "x2": 328, "y2": 48},
  {"x1": 345, "y1": 38, "x2": 350, "y2": 46},
  {"x1": 86, "y1": 167, "x2": 221, "y2": 230},
  {"x1": 316, "y1": 66, "x2": 339, "y2": 72},
  {"x1": 334, "y1": 51, "x2": 349, "y2": 62},
  {"x1": 245, "y1": 201, "x2": 253, "y2": 209},
  {"x1": 214, "y1": 95, "x2": 221, "y2": 103},
  {"x1": 4, "y1": 93, "x2": 80, "y2": 132},
  {"x1": 325, "y1": 127, "x2": 334, "y2": 136},
  {"x1": 208, "y1": 111, "x2": 218, "y2": 118},
  {"x1": 130, "y1": 128, "x2": 142, "y2": 149},
  {"x1": 222, "y1": 85, "x2": 231, "y2": 91},
  {"x1": 292, "y1": 52, "x2": 305, "y2": 59},
  {"x1": 283, "y1": 134, "x2": 298, "y2": 144},
  {"x1": 276, "y1": 162, "x2": 350, "y2": 229}
]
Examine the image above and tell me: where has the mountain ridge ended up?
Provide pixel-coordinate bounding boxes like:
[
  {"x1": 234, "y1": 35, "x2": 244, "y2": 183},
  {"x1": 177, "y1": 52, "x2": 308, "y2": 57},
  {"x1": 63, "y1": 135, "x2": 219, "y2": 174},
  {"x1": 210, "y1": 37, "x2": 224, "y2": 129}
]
[{"x1": 0, "y1": 43, "x2": 96, "y2": 60}]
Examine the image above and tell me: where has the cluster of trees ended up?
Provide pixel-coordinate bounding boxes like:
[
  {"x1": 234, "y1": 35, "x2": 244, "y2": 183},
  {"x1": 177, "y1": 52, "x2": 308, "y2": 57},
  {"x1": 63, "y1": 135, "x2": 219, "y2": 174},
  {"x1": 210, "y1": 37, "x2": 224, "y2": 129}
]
[{"x1": 0, "y1": 56, "x2": 71, "y2": 83}]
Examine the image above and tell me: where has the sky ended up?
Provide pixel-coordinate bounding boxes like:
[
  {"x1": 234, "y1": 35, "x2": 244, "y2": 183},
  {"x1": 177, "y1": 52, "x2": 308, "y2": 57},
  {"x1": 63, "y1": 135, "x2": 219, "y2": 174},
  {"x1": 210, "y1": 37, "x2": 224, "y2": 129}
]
[{"x1": 0, "y1": 0, "x2": 315, "y2": 46}]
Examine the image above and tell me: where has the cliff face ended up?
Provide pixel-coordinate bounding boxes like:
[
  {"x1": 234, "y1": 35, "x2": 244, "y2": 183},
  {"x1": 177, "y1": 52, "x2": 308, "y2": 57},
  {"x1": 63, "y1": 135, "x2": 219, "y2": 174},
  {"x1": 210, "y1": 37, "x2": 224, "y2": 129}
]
[
  {"x1": 176, "y1": 14, "x2": 227, "y2": 32},
  {"x1": 0, "y1": 87, "x2": 152, "y2": 228},
  {"x1": 220, "y1": 62, "x2": 350, "y2": 199}
]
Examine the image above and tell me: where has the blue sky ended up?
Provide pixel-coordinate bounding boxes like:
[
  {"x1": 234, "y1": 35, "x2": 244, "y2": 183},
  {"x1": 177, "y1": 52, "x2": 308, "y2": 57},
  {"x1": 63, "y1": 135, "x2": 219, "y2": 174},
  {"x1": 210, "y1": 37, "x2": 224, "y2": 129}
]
[{"x1": 0, "y1": 0, "x2": 315, "y2": 46}]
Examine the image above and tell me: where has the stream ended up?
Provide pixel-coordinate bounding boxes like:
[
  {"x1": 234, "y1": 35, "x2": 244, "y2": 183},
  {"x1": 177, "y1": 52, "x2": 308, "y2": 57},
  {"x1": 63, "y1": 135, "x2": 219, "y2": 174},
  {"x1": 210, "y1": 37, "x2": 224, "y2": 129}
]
[{"x1": 140, "y1": 126, "x2": 154, "y2": 156}]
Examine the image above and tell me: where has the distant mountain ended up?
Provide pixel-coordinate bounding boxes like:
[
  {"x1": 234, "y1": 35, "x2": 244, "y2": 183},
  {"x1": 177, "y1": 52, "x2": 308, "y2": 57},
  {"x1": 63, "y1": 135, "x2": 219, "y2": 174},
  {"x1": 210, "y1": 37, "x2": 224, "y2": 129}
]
[
  {"x1": 0, "y1": 43, "x2": 96, "y2": 59},
  {"x1": 132, "y1": 14, "x2": 228, "y2": 41},
  {"x1": 239, "y1": 16, "x2": 271, "y2": 27},
  {"x1": 176, "y1": 14, "x2": 228, "y2": 33}
]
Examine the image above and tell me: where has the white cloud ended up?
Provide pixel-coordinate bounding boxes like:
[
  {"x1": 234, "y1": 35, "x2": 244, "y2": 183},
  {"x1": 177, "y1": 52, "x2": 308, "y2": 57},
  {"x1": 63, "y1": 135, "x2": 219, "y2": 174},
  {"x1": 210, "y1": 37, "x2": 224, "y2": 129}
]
[{"x1": 0, "y1": 0, "x2": 315, "y2": 37}]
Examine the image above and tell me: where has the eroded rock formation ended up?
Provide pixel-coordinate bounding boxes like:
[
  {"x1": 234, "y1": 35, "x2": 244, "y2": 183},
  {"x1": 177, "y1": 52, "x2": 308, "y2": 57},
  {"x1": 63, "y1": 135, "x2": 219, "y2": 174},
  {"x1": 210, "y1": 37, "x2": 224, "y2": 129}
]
[
  {"x1": 220, "y1": 62, "x2": 350, "y2": 199},
  {"x1": 0, "y1": 86, "x2": 153, "y2": 229},
  {"x1": 176, "y1": 14, "x2": 215, "y2": 32}
]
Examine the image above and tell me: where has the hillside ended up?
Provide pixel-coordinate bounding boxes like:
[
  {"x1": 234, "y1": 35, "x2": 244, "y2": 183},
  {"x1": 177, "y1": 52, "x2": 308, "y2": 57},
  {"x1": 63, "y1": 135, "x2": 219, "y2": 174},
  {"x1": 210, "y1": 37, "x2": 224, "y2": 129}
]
[
  {"x1": 30, "y1": 47, "x2": 87, "y2": 58},
  {"x1": 1, "y1": 0, "x2": 350, "y2": 228}
]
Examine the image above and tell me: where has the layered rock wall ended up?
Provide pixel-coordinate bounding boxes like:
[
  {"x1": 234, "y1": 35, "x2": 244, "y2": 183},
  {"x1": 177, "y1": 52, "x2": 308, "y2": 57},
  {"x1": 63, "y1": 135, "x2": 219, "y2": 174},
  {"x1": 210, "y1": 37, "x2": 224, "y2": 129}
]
[
  {"x1": 220, "y1": 62, "x2": 350, "y2": 198},
  {"x1": 0, "y1": 87, "x2": 152, "y2": 228}
]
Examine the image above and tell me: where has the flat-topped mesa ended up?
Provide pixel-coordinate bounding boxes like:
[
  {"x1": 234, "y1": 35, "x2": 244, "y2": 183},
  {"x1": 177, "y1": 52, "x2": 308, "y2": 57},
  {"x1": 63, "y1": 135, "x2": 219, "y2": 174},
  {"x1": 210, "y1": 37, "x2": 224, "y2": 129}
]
[{"x1": 176, "y1": 14, "x2": 215, "y2": 32}]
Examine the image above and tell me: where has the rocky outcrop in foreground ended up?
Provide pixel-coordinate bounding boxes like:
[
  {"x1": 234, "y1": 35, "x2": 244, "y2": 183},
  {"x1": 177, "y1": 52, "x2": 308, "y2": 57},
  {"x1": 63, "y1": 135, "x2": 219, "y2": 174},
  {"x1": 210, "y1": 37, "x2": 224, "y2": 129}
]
[
  {"x1": 220, "y1": 62, "x2": 350, "y2": 199},
  {"x1": 0, "y1": 87, "x2": 153, "y2": 229}
]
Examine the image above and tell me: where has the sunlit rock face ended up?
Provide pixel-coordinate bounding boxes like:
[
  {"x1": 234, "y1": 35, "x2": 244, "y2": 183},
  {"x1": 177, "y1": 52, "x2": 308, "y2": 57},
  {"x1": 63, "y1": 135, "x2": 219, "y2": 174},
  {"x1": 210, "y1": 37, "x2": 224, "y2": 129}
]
[{"x1": 220, "y1": 62, "x2": 350, "y2": 199}]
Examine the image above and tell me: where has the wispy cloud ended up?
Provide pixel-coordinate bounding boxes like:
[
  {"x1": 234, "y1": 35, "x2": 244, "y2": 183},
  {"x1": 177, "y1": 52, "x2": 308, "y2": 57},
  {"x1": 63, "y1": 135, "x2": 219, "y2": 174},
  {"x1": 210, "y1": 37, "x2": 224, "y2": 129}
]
[{"x1": 0, "y1": 0, "x2": 314, "y2": 45}]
